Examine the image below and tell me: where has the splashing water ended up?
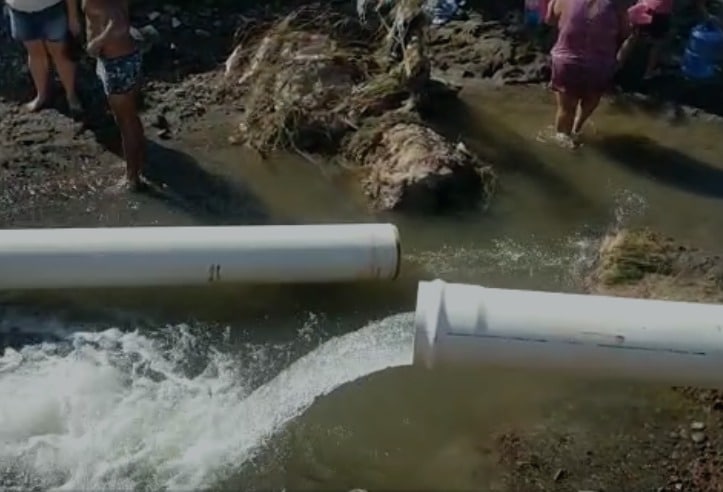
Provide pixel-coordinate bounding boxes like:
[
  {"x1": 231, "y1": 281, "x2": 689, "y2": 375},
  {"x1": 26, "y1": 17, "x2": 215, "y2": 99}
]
[
  {"x1": 0, "y1": 313, "x2": 414, "y2": 490},
  {"x1": 612, "y1": 188, "x2": 648, "y2": 230},
  {"x1": 409, "y1": 234, "x2": 594, "y2": 284}
]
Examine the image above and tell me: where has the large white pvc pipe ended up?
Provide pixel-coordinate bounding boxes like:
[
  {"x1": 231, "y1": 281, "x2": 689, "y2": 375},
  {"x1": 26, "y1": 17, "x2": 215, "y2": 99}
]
[
  {"x1": 414, "y1": 280, "x2": 723, "y2": 388},
  {"x1": 0, "y1": 224, "x2": 400, "y2": 289}
]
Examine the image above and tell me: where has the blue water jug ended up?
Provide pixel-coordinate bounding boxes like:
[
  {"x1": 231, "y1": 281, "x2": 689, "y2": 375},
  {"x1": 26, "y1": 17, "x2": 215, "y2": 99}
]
[
  {"x1": 524, "y1": 0, "x2": 542, "y2": 26},
  {"x1": 682, "y1": 21, "x2": 723, "y2": 80}
]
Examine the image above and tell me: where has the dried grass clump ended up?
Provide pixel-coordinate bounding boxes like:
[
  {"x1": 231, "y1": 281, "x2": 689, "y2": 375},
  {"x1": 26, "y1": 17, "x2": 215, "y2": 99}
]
[
  {"x1": 226, "y1": 8, "x2": 372, "y2": 155},
  {"x1": 225, "y1": 1, "x2": 434, "y2": 156},
  {"x1": 587, "y1": 228, "x2": 723, "y2": 303},
  {"x1": 595, "y1": 229, "x2": 676, "y2": 286}
]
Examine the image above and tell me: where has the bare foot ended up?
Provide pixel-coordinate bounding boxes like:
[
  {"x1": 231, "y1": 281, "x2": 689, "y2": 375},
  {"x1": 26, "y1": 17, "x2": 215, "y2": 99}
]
[
  {"x1": 67, "y1": 97, "x2": 83, "y2": 116},
  {"x1": 105, "y1": 175, "x2": 148, "y2": 194},
  {"x1": 25, "y1": 96, "x2": 47, "y2": 112},
  {"x1": 127, "y1": 175, "x2": 149, "y2": 193}
]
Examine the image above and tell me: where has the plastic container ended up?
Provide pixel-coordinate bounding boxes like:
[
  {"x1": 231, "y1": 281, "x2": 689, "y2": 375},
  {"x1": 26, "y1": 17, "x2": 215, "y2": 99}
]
[
  {"x1": 524, "y1": 0, "x2": 541, "y2": 26},
  {"x1": 682, "y1": 21, "x2": 723, "y2": 80}
]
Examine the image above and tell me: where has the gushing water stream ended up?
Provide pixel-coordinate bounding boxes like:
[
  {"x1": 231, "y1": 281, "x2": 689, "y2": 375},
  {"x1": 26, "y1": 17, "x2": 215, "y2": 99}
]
[{"x1": 0, "y1": 313, "x2": 414, "y2": 490}]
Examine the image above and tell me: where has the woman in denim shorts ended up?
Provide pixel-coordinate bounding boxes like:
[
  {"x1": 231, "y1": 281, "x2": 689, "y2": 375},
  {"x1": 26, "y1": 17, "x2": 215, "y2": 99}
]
[{"x1": 5, "y1": 0, "x2": 81, "y2": 112}]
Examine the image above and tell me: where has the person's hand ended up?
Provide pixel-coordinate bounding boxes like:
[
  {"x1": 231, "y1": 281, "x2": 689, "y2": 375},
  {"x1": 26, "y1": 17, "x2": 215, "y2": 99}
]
[
  {"x1": 68, "y1": 14, "x2": 81, "y2": 38},
  {"x1": 86, "y1": 39, "x2": 101, "y2": 57}
]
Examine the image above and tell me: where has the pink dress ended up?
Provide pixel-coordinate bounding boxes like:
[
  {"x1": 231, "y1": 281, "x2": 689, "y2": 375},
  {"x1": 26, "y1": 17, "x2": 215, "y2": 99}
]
[{"x1": 550, "y1": 0, "x2": 621, "y2": 96}]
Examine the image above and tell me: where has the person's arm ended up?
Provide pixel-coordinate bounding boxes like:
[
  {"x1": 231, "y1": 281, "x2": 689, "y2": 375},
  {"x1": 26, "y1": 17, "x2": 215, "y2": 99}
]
[
  {"x1": 545, "y1": 0, "x2": 560, "y2": 26},
  {"x1": 65, "y1": 0, "x2": 81, "y2": 37},
  {"x1": 86, "y1": 0, "x2": 124, "y2": 55}
]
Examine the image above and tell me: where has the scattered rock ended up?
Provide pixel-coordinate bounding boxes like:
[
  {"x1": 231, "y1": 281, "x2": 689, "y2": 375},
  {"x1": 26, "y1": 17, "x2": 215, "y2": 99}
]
[
  {"x1": 427, "y1": 14, "x2": 550, "y2": 85},
  {"x1": 151, "y1": 113, "x2": 170, "y2": 131},
  {"x1": 130, "y1": 25, "x2": 161, "y2": 54},
  {"x1": 691, "y1": 421, "x2": 706, "y2": 431},
  {"x1": 690, "y1": 431, "x2": 706, "y2": 444}
]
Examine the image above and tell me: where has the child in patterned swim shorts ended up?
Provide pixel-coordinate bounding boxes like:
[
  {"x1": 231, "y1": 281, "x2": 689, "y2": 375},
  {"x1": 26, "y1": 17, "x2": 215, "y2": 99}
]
[{"x1": 82, "y1": 0, "x2": 145, "y2": 191}]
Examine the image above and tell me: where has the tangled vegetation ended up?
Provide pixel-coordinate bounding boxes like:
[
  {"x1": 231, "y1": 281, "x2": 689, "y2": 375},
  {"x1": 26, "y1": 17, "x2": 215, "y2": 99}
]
[
  {"x1": 224, "y1": 1, "x2": 432, "y2": 156},
  {"x1": 589, "y1": 228, "x2": 723, "y2": 303}
]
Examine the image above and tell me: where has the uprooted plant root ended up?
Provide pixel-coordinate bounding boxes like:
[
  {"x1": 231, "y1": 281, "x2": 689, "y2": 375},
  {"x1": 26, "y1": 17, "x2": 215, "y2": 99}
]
[
  {"x1": 342, "y1": 111, "x2": 497, "y2": 212},
  {"x1": 341, "y1": 110, "x2": 423, "y2": 164}
]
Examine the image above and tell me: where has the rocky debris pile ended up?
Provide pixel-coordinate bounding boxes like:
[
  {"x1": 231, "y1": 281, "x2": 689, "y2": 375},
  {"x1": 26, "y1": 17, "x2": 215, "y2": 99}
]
[
  {"x1": 225, "y1": 2, "x2": 496, "y2": 212},
  {"x1": 427, "y1": 10, "x2": 550, "y2": 84}
]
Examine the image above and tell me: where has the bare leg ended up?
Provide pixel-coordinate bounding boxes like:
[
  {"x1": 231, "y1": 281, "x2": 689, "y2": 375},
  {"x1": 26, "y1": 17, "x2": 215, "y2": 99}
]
[
  {"x1": 108, "y1": 90, "x2": 146, "y2": 190},
  {"x1": 22, "y1": 41, "x2": 50, "y2": 111},
  {"x1": 617, "y1": 33, "x2": 638, "y2": 68},
  {"x1": 573, "y1": 92, "x2": 603, "y2": 135},
  {"x1": 45, "y1": 40, "x2": 81, "y2": 112},
  {"x1": 555, "y1": 91, "x2": 577, "y2": 135},
  {"x1": 643, "y1": 40, "x2": 663, "y2": 78}
]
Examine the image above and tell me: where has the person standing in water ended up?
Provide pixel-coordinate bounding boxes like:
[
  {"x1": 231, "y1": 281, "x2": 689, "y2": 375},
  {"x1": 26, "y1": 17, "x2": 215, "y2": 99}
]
[
  {"x1": 83, "y1": 0, "x2": 145, "y2": 190},
  {"x1": 618, "y1": 0, "x2": 711, "y2": 80},
  {"x1": 545, "y1": 0, "x2": 628, "y2": 147},
  {"x1": 5, "y1": 0, "x2": 82, "y2": 112}
]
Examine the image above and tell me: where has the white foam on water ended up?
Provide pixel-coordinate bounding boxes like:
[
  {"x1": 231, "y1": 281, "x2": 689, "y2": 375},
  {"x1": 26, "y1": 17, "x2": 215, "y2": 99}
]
[
  {"x1": 409, "y1": 235, "x2": 592, "y2": 279},
  {"x1": 0, "y1": 312, "x2": 414, "y2": 490}
]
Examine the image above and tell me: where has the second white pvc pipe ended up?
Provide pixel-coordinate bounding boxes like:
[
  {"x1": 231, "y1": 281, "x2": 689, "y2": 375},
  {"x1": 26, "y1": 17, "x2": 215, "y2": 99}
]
[{"x1": 414, "y1": 280, "x2": 723, "y2": 388}]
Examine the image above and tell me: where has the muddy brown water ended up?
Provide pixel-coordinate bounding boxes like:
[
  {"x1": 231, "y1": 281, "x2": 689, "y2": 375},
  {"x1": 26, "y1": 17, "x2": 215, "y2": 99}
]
[{"x1": 2, "y1": 84, "x2": 723, "y2": 491}]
